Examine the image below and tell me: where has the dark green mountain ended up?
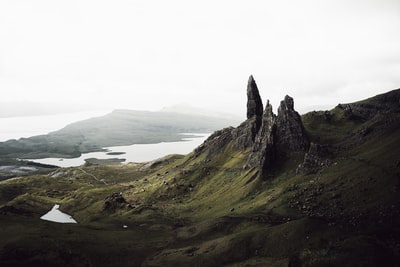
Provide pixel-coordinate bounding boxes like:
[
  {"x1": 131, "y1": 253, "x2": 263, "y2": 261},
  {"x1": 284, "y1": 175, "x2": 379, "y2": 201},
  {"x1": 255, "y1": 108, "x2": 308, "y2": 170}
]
[{"x1": 0, "y1": 77, "x2": 399, "y2": 266}]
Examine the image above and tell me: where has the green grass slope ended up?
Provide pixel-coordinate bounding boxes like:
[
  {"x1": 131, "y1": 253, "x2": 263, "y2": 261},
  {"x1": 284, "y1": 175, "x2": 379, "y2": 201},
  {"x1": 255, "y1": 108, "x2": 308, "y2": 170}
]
[{"x1": 0, "y1": 90, "x2": 399, "y2": 266}]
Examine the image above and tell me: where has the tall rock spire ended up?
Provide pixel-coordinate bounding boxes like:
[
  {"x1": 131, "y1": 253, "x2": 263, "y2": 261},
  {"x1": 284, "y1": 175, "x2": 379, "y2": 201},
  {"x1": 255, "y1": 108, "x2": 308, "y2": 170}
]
[
  {"x1": 276, "y1": 95, "x2": 310, "y2": 152},
  {"x1": 202, "y1": 76, "x2": 310, "y2": 180},
  {"x1": 232, "y1": 75, "x2": 264, "y2": 150},
  {"x1": 245, "y1": 100, "x2": 277, "y2": 178},
  {"x1": 247, "y1": 75, "x2": 263, "y2": 119}
]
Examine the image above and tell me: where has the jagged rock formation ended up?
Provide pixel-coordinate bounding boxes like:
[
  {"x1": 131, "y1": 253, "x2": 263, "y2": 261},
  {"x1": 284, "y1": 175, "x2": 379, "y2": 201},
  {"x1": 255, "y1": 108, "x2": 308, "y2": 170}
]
[
  {"x1": 246, "y1": 75, "x2": 264, "y2": 119},
  {"x1": 244, "y1": 92, "x2": 309, "y2": 179},
  {"x1": 231, "y1": 117, "x2": 260, "y2": 150},
  {"x1": 205, "y1": 75, "x2": 310, "y2": 179},
  {"x1": 336, "y1": 88, "x2": 400, "y2": 120},
  {"x1": 232, "y1": 76, "x2": 264, "y2": 150},
  {"x1": 245, "y1": 101, "x2": 277, "y2": 178},
  {"x1": 296, "y1": 143, "x2": 332, "y2": 175},
  {"x1": 276, "y1": 95, "x2": 310, "y2": 152}
]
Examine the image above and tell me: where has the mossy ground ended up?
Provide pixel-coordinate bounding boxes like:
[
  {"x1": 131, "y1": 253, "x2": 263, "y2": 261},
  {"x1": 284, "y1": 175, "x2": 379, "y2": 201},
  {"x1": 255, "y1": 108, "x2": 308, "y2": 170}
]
[{"x1": 1, "y1": 101, "x2": 400, "y2": 266}]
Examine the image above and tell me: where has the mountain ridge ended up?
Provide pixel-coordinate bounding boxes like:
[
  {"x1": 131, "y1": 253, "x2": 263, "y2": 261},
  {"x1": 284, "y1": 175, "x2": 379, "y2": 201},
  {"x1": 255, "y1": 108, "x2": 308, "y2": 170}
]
[{"x1": 0, "y1": 78, "x2": 399, "y2": 266}]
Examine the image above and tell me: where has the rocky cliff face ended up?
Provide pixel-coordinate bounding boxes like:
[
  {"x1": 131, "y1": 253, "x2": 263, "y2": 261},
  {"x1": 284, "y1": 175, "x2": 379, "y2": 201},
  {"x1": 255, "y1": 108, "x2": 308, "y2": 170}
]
[
  {"x1": 276, "y1": 95, "x2": 310, "y2": 152},
  {"x1": 244, "y1": 95, "x2": 309, "y2": 179},
  {"x1": 232, "y1": 117, "x2": 260, "y2": 150},
  {"x1": 296, "y1": 143, "x2": 332, "y2": 175},
  {"x1": 246, "y1": 75, "x2": 264, "y2": 119},
  {"x1": 232, "y1": 76, "x2": 264, "y2": 150},
  {"x1": 245, "y1": 101, "x2": 277, "y2": 178},
  {"x1": 203, "y1": 75, "x2": 310, "y2": 180},
  {"x1": 336, "y1": 88, "x2": 400, "y2": 120}
]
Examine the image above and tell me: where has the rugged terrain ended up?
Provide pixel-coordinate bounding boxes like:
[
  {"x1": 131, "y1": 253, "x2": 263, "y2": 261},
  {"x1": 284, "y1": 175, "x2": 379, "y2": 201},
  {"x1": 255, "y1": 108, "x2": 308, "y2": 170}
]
[{"x1": 0, "y1": 77, "x2": 399, "y2": 266}]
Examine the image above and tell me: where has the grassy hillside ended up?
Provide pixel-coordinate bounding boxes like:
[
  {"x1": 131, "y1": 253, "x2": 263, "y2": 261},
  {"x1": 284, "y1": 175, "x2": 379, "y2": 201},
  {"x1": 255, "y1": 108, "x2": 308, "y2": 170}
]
[{"x1": 0, "y1": 90, "x2": 399, "y2": 266}]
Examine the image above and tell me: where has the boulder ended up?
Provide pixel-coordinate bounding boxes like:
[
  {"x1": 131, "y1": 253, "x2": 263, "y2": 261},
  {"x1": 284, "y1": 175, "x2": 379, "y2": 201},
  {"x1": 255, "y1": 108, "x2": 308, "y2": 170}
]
[{"x1": 103, "y1": 192, "x2": 127, "y2": 211}]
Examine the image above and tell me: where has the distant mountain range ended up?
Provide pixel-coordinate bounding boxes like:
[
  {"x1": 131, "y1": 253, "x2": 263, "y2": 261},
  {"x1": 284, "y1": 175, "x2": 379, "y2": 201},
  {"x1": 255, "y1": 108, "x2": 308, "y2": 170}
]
[{"x1": 0, "y1": 109, "x2": 241, "y2": 159}]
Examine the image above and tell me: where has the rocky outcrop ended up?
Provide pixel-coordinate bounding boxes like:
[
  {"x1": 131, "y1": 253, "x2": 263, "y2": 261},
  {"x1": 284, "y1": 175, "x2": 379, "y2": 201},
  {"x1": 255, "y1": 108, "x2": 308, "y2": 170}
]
[
  {"x1": 232, "y1": 75, "x2": 264, "y2": 150},
  {"x1": 245, "y1": 101, "x2": 277, "y2": 179},
  {"x1": 296, "y1": 143, "x2": 332, "y2": 175},
  {"x1": 276, "y1": 95, "x2": 310, "y2": 152},
  {"x1": 198, "y1": 76, "x2": 310, "y2": 180},
  {"x1": 247, "y1": 75, "x2": 263, "y2": 119},
  {"x1": 244, "y1": 95, "x2": 309, "y2": 179},
  {"x1": 337, "y1": 88, "x2": 400, "y2": 120},
  {"x1": 195, "y1": 127, "x2": 234, "y2": 157},
  {"x1": 103, "y1": 192, "x2": 127, "y2": 211},
  {"x1": 232, "y1": 117, "x2": 260, "y2": 150}
]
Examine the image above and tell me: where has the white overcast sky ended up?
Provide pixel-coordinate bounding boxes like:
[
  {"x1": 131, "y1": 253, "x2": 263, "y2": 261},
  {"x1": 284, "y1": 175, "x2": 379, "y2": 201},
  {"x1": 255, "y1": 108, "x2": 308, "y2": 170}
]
[{"x1": 1, "y1": 0, "x2": 400, "y2": 117}]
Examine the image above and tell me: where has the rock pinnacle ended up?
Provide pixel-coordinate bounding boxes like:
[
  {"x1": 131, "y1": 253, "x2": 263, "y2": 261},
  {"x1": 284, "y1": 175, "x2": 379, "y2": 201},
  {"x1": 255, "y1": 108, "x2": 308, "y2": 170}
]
[{"x1": 247, "y1": 75, "x2": 263, "y2": 119}]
